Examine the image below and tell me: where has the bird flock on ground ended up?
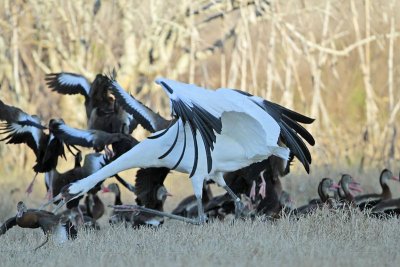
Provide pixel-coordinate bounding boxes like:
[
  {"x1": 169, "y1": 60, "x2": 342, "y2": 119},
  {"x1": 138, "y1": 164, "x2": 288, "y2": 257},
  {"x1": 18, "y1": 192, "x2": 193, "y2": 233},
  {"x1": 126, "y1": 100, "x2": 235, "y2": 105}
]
[{"x1": 0, "y1": 72, "x2": 399, "y2": 250}]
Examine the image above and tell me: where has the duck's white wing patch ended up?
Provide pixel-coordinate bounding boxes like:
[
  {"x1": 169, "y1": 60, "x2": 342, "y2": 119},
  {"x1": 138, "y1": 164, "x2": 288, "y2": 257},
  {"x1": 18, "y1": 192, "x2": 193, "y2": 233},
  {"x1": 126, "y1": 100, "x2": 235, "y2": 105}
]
[
  {"x1": 0, "y1": 100, "x2": 46, "y2": 155},
  {"x1": 46, "y1": 72, "x2": 91, "y2": 98},
  {"x1": 51, "y1": 122, "x2": 94, "y2": 148},
  {"x1": 108, "y1": 79, "x2": 159, "y2": 132}
]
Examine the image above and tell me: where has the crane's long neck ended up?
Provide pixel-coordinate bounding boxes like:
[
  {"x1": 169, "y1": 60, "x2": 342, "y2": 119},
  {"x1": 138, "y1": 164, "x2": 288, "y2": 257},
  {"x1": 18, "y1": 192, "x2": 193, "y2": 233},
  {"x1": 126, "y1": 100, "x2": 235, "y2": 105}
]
[{"x1": 75, "y1": 138, "x2": 163, "y2": 194}]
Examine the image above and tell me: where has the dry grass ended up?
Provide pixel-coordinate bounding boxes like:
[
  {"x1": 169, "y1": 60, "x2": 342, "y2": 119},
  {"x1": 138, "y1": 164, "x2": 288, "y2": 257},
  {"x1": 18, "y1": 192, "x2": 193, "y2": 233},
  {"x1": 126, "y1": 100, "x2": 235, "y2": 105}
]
[
  {"x1": 1, "y1": 168, "x2": 400, "y2": 266},
  {"x1": 1, "y1": 211, "x2": 400, "y2": 267}
]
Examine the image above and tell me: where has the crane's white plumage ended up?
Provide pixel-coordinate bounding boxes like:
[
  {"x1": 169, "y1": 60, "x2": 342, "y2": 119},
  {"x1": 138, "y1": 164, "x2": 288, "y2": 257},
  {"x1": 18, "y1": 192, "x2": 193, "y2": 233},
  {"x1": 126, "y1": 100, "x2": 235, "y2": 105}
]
[{"x1": 55, "y1": 77, "x2": 314, "y2": 223}]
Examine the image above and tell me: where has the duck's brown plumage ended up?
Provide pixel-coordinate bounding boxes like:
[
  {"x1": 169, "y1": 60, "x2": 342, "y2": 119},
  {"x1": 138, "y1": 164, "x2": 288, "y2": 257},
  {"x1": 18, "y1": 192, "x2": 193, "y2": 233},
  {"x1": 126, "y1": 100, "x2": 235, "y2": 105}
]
[
  {"x1": 132, "y1": 167, "x2": 171, "y2": 227},
  {"x1": 0, "y1": 202, "x2": 75, "y2": 250},
  {"x1": 84, "y1": 194, "x2": 105, "y2": 221}
]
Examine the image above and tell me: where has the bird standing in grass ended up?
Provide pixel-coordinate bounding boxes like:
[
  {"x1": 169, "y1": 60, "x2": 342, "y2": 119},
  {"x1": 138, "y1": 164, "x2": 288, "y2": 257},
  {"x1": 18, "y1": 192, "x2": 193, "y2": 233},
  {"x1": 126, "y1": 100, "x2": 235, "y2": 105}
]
[
  {"x1": 50, "y1": 77, "x2": 315, "y2": 224},
  {"x1": 0, "y1": 202, "x2": 74, "y2": 250}
]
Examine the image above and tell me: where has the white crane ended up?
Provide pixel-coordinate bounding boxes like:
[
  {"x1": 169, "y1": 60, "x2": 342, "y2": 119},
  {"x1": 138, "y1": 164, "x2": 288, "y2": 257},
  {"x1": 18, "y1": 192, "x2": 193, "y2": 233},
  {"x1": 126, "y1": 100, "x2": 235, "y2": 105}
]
[{"x1": 49, "y1": 77, "x2": 314, "y2": 224}]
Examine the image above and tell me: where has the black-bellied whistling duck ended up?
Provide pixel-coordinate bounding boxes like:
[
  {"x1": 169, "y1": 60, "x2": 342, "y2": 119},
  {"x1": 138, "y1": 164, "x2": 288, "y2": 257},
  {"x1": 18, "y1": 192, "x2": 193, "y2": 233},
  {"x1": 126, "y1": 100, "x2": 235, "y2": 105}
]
[
  {"x1": 59, "y1": 209, "x2": 99, "y2": 233},
  {"x1": 84, "y1": 193, "x2": 105, "y2": 221},
  {"x1": 256, "y1": 170, "x2": 281, "y2": 216},
  {"x1": 204, "y1": 154, "x2": 292, "y2": 219},
  {"x1": 103, "y1": 183, "x2": 135, "y2": 225},
  {"x1": 45, "y1": 152, "x2": 106, "y2": 211},
  {"x1": 0, "y1": 202, "x2": 74, "y2": 250},
  {"x1": 255, "y1": 153, "x2": 294, "y2": 216},
  {"x1": 338, "y1": 174, "x2": 363, "y2": 206},
  {"x1": 355, "y1": 169, "x2": 399, "y2": 210},
  {"x1": 278, "y1": 191, "x2": 294, "y2": 214},
  {"x1": 294, "y1": 178, "x2": 340, "y2": 215},
  {"x1": 0, "y1": 100, "x2": 65, "y2": 193},
  {"x1": 49, "y1": 118, "x2": 134, "y2": 156},
  {"x1": 370, "y1": 197, "x2": 400, "y2": 217},
  {"x1": 172, "y1": 183, "x2": 213, "y2": 218},
  {"x1": 132, "y1": 167, "x2": 172, "y2": 227},
  {"x1": 45, "y1": 72, "x2": 137, "y2": 134},
  {"x1": 106, "y1": 76, "x2": 172, "y2": 133}
]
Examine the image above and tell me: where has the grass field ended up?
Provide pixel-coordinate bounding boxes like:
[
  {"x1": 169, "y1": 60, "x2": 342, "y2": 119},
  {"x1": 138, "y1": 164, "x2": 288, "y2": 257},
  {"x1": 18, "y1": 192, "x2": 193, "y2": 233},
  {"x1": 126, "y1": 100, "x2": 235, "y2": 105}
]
[{"x1": 1, "y1": 167, "x2": 399, "y2": 266}]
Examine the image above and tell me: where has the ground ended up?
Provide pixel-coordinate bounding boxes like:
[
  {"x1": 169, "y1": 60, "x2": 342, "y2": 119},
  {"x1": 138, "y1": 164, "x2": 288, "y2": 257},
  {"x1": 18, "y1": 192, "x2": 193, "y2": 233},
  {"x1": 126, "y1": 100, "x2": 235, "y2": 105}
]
[{"x1": 0, "y1": 167, "x2": 399, "y2": 266}]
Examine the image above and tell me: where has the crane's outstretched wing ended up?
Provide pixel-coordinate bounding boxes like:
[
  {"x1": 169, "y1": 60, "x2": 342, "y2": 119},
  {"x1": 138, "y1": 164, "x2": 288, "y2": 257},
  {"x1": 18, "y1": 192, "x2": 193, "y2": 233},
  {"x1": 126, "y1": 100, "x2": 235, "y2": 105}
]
[
  {"x1": 46, "y1": 72, "x2": 91, "y2": 99},
  {"x1": 107, "y1": 78, "x2": 167, "y2": 132},
  {"x1": 154, "y1": 78, "x2": 222, "y2": 177},
  {"x1": 0, "y1": 100, "x2": 46, "y2": 155},
  {"x1": 0, "y1": 216, "x2": 17, "y2": 235},
  {"x1": 233, "y1": 89, "x2": 315, "y2": 173}
]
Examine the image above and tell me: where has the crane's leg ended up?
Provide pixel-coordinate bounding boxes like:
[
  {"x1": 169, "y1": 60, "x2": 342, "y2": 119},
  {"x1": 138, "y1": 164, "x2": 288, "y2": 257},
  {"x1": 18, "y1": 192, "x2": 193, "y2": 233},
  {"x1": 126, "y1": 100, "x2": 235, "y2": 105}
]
[
  {"x1": 212, "y1": 173, "x2": 244, "y2": 218},
  {"x1": 191, "y1": 175, "x2": 207, "y2": 224}
]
